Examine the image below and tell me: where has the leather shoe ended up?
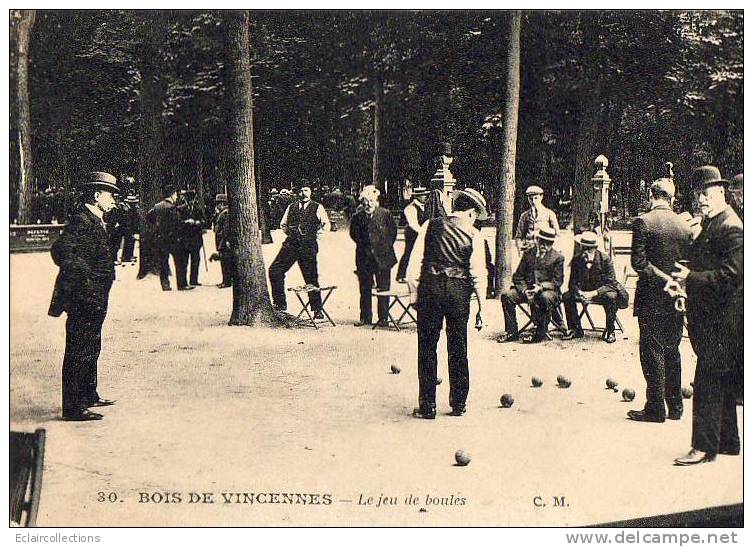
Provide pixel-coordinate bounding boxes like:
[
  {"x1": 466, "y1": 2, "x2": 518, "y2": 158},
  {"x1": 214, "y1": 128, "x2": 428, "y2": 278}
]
[
  {"x1": 448, "y1": 407, "x2": 466, "y2": 417},
  {"x1": 627, "y1": 409, "x2": 665, "y2": 423},
  {"x1": 63, "y1": 409, "x2": 104, "y2": 421},
  {"x1": 88, "y1": 398, "x2": 116, "y2": 408},
  {"x1": 412, "y1": 407, "x2": 436, "y2": 420},
  {"x1": 354, "y1": 320, "x2": 372, "y2": 327},
  {"x1": 313, "y1": 311, "x2": 325, "y2": 320},
  {"x1": 522, "y1": 332, "x2": 548, "y2": 344},
  {"x1": 496, "y1": 332, "x2": 519, "y2": 343},
  {"x1": 562, "y1": 329, "x2": 584, "y2": 340},
  {"x1": 162, "y1": 286, "x2": 172, "y2": 291},
  {"x1": 178, "y1": 286, "x2": 195, "y2": 291},
  {"x1": 217, "y1": 283, "x2": 231, "y2": 289},
  {"x1": 374, "y1": 319, "x2": 390, "y2": 328},
  {"x1": 719, "y1": 446, "x2": 740, "y2": 456},
  {"x1": 667, "y1": 410, "x2": 683, "y2": 420},
  {"x1": 604, "y1": 330, "x2": 617, "y2": 344},
  {"x1": 674, "y1": 449, "x2": 716, "y2": 466}
]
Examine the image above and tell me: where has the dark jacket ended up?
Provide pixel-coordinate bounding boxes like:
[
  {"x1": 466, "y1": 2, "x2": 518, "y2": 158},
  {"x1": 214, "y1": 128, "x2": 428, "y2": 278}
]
[
  {"x1": 686, "y1": 206, "x2": 744, "y2": 372},
  {"x1": 512, "y1": 247, "x2": 564, "y2": 294},
  {"x1": 569, "y1": 250, "x2": 629, "y2": 309},
  {"x1": 350, "y1": 206, "x2": 398, "y2": 271},
  {"x1": 631, "y1": 204, "x2": 692, "y2": 316},
  {"x1": 148, "y1": 198, "x2": 182, "y2": 250},
  {"x1": 214, "y1": 208, "x2": 231, "y2": 254},
  {"x1": 48, "y1": 206, "x2": 115, "y2": 317}
]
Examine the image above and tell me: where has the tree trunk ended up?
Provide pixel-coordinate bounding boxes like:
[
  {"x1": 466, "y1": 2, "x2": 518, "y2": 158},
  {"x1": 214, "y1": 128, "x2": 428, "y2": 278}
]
[
  {"x1": 136, "y1": 12, "x2": 169, "y2": 279},
  {"x1": 372, "y1": 75, "x2": 383, "y2": 194},
  {"x1": 494, "y1": 11, "x2": 522, "y2": 295},
  {"x1": 223, "y1": 10, "x2": 275, "y2": 326},
  {"x1": 14, "y1": 10, "x2": 36, "y2": 224},
  {"x1": 572, "y1": 85, "x2": 602, "y2": 235}
]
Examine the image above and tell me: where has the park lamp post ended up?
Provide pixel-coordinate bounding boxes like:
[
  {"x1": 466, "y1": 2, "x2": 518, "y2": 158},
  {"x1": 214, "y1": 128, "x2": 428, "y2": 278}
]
[{"x1": 591, "y1": 154, "x2": 612, "y2": 251}]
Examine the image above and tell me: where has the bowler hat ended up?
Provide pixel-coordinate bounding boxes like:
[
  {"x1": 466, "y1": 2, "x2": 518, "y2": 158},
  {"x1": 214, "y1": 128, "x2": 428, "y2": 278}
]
[
  {"x1": 535, "y1": 226, "x2": 557, "y2": 242},
  {"x1": 525, "y1": 185, "x2": 544, "y2": 196},
  {"x1": 80, "y1": 171, "x2": 119, "y2": 194},
  {"x1": 124, "y1": 194, "x2": 139, "y2": 203},
  {"x1": 451, "y1": 187, "x2": 488, "y2": 221},
  {"x1": 692, "y1": 166, "x2": 729, "y2": 191},
  {"x1": 215, "y1": 193, "x2": 228, "y2": 203},
  {"x1": 575, "y1": 231, "x2": 599, "y2": 248},
  {"x1": 439, "y1": 142, "x2": 452, "y2": 156},
  {"x1": 412, "y1": 186, "x2": 429, "y2": 196}
]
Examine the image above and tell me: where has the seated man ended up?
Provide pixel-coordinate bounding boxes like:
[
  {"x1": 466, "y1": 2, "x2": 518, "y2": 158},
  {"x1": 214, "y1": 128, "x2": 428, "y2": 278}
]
[
  {"x1": 562, "y1": 231, "x2": 629, "y2": 343},
  {"x1": 498, "y1": 227, "x2": 564, "y2": 344}
]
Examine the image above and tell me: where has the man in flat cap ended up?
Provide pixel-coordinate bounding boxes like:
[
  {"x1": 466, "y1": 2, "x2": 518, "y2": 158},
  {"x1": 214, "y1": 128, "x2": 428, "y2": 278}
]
[
  {"x1": 515, "y1": 185, "x2": 560, "y2": 253},
  {"x1": 48, "y1": 172, "x2": 119, "y2": 421},
  {"x1": 669, "y1": 166, "x2": 743, "y2": 465},
  {"x1": 268, "y1": 186, "x2": 330, "y2": 317},
  {"x1": 628, "y1": 177, "x2": 691, "y2": 423},
  {"x1": 396, "y1": 185, "x2": 430, "y2": 283},
  {"x1": 498, "y1": 226, "x2": 564, "y2": 344},
  {"x1": 406, "y1": 188, "x2": 487, "y2": 419},
  {"x1": 350, "y1": 185, "x2": 398, "y2": 327},
  {"x1": 562, "y1": 231, "x2": 628, "y2": 343}
]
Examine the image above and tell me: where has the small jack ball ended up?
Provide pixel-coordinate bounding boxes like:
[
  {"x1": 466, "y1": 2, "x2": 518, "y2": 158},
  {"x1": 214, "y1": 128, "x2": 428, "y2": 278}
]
[
  {"x1": 622, "y1": 388, "x2": 636, "y2": 402},
  {"x1": 454, "y1": 450, "x2": 471, "y2": 466}
]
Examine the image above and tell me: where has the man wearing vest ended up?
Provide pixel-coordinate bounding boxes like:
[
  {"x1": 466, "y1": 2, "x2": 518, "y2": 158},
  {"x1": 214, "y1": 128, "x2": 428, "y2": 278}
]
[
  {"x1": 515, "y1": 185, "x2": 560, "y2": 253},
  {"x1": 498, "y1": 227, "x2": 564, "y2": 344},
  {"x1": 396, "y1": 186, "x2": 430, "y2": 283},
  {"x1": 628, "y1": 177, "x2": 691, "y2": 423},
  {"x1": 406, "y1": 188, "x2": 487, "y2": 419},
  {"x1": 269, "y1": 186, "x2": 330, "y2": 318},
  {"x1": 48, "y1": 172, "x2": 119, "y2": 421}
]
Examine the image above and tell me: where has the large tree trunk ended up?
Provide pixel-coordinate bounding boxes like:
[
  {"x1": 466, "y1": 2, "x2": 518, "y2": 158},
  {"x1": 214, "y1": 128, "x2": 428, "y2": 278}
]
[
  {"x1": 223, "y1": 10, "x2": 275, "y2": 326},
  {"x1": 494, "y1": 11, "x2": 522, "y2": 295},
  {"x1": 136, "y1": 13, "x2": 169, "y2": 279},
  {"x1": 372, "y1": 75, "x2": 383, "y2": 194},
  {"x1": 13, "y1": 10, "x2": 36, "y2": 224}
]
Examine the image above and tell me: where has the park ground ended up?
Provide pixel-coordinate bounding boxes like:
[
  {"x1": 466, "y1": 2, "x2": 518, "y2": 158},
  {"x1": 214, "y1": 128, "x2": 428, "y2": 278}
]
[{"x1": 9, "y1": 229, "x2": 743, "y2": 526}]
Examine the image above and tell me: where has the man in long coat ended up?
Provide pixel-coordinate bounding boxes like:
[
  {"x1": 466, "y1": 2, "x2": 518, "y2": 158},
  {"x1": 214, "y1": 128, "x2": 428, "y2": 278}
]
[
  {"x1": 349, "y1": 185, "x2": 398, "y2": 327},
  {"x1": 49, "y1": 172, "x2": 119, "y2": 421},
  {"x1": 671, "y1": 166, "x2": 743, "y2": 465}
]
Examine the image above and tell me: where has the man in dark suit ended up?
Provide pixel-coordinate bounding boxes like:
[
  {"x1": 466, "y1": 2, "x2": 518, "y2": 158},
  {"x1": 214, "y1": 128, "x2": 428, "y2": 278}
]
[
  {"x1": 48, "y1": 172, "x2": 119, "y2": 421},
  {"x1": 349, "y1": 185, "x2": 398, "y2": 327},
  {"x1": 148, "y1": 185, "x2": 193, "y2": 291},
  {"x1": 628, "y1": 178, "x2": 691, "y2": 423},
  {"x1": 212, "y1": 194, "x2": 233, "y2": 288},
  {"x1": 178, "y1": 190, "x2": 205, "y2": 287},
  {"x1": 669, "y1": 166, "x2": 743, "y2": 465},
  {"x1": 562, "y1": 231, "x2": 629, "y2": 343},
  {"x1": 498, "y1": 226, "x2": 564, "y2": 344}
]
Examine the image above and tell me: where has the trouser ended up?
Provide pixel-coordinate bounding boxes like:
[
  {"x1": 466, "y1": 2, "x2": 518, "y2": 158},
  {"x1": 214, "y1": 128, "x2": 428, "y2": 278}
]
[
  {"x1": 637, "y1": 313, "x2": 684, "y2": 418},
  {"x1": 563, "y1": 287, "x2": 618, "y2": 333},
  {"x1": 501, "y1": 287, "x2": 560, "y2": 336},
  {"x1": 121, "y1": 232, "x2": 136, "y2": 261},
  {"x1": 692, "y1": 364, "x2": 740, "y2": 455},
  {"x1": 219, "y1": 250, "x2": 234, "y2": 286},
  {"x1": 187, "y1": 245, "x2": 201, "y2": 285},
  {"x1": 269, "y1": 240, "x2": 322, "y2": 311},
  {"x1": 158, "y1": 245, "x2": 188, "y2": 289},
  {"x1": 417, "y1": 274, "x2": 471, "y2": 411},
  {"x1": 357, "y1": 261, "x2": 391, "y2": 323},
  {"x1": 62, "y1": 306, "x2": 108, "y2": 415},
  {"x1": 396, "y1": 228, "x2": 418, "y2": 280},
  {"x1": 108, "y1": 229, "x2": 123, "y2": 262}
]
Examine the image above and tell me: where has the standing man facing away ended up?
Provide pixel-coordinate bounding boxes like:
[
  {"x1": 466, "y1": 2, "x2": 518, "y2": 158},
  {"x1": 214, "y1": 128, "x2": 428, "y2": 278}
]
[
  {"x1": 515, "y1": 185, "x2": 560, "y2": 253},
  {"x1": 349, "y1": 185, "x2": 398, "y2": 327},
  {"x1": 406, "y1": 188, "x2": 487, "y2": 419},
  {"x1": 212, "y1": 194, "x2": 233, "y2": 288},
  {"x1": 670, "y1": 166, "x2": 743, "y2": 465},
  {"x1": 628, "y1": 178, "x2": 691, "y2": 423},
  {"x1": 396, "y1": 186, "x2": 429, "y2": 283},
  {"x1": 148, "y1": 185, "x2": 193, "y2": 291},
  {"x1": 48, "y1": 172, "x2": 119, "y2": 421},
  {"x1": 268, "y1": 186, "x2": 330, "y2": 318}
]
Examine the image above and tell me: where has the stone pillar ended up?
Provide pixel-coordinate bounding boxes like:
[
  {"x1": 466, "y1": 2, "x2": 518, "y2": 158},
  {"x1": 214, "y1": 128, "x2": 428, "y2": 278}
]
[
  {"x1": 429, "y1": 142, "x2": 456, "y2": 213},
  {"x1": 591, "y1": 154, "x2": 612, "y2": 252}
]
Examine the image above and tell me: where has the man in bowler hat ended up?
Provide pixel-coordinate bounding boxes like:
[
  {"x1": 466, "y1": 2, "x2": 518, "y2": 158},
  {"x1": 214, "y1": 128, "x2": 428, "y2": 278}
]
[
  {"x1": 349, "y1": 185, "x2": 398, "y2": 327},
  {"x1": 49, "y1": 172, "x2": 119, "y2": 421},
  {"x1": 562, "y1": 231, "x2": 629, "y2": 343},
  {"x1": 498, "y1": 226, "x2": 564, "y2": 344},
  {"x1": 406, "y1": 188, "x2": 487, "y2": 418},
  {"x1": 669, "y1": 166, "x2": 743, "y2": 465},
  {"x1": 628, "y1": 177, "x2": 691, "y2": 423}
]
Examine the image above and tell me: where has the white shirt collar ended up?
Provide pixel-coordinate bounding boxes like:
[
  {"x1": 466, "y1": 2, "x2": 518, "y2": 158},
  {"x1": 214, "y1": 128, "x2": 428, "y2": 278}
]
[{"x1": 84, "y1": 203, "x2": 105, "y2": 222}]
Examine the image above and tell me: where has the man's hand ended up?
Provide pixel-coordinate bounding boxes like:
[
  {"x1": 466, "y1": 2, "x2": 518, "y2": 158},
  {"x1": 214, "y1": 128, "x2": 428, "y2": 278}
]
[
  {"x1": 671, "y1": 261, "x2": 690, "y2": 289},
  {"x1": 475, "y1": 310, "x2": 484, "y2": 331},
  {"x1": 664, "y1": 279, "x2": 686, "y2": 300}
]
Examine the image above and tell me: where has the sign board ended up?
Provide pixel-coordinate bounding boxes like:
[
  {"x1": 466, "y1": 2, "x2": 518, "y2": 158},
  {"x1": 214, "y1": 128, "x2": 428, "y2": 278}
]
[{"x1": 10, "y1": 224, "x2": 66, "y2": 253}]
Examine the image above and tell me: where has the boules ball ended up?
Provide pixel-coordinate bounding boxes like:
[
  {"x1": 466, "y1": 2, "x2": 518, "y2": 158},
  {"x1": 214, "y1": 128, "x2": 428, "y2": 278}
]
[
  {"x1": 622, "y1": 388, "x2": 635, "y2": 402},
  {"x1": 454, "y1": 450, "x2": 471, "y2": 466},
  {"x1": 390, "y1": 365, "x2": 401, "y2": 374},
  {"x1": 557, "y1": 375, "x2": 571, "y2": 388},
  {"x1": 606, "y1": 378, "x2": 618, "y2": 390},
  {"x1": 681, "y1": 386, "x2": 693, "y2": 399},
  {"x1": 531, "y1": 377, "x2": 543, "y2": 388},
  {"x1": 500, "y1": 394, "x2": 514, "y2": 408}
]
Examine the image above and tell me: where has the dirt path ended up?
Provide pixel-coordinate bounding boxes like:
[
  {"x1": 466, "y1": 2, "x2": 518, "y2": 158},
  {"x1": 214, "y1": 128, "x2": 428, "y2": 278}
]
[{"x1": 10, "y1": 230, "x2": 743, "y2": 526}]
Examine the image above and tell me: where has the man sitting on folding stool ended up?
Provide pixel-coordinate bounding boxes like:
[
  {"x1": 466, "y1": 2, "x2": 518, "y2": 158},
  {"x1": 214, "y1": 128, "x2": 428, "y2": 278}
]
[
  {"x1": 498, "y1": 226, "x2": 564, "y2": 344},
  {"x1": 562, "y1": 231, "x2": 629, "y2": 344}
]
